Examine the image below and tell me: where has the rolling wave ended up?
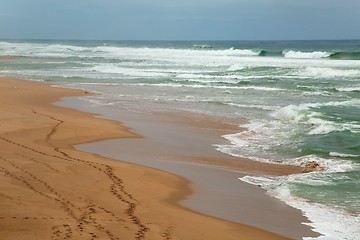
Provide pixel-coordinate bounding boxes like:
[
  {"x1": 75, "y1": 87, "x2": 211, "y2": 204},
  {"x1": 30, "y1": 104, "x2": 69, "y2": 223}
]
[
  {"x1": 282, "y1": 50, "x2": 360, "y2": 60},
  {"x1": 329, "y1": 51, "x2": 360, "y2": 60},
  {"x1": 283, "y1": 50, "x2": 331, "y2": 59},
  {"x1": 2, "y1": 40, "x2": 360, "y2": 60}
]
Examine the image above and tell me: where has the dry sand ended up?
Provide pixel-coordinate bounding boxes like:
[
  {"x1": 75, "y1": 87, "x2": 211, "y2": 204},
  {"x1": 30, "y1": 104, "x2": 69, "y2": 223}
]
[{"x1": 0, "y1": 77, "x2": 297, "y2": 239}]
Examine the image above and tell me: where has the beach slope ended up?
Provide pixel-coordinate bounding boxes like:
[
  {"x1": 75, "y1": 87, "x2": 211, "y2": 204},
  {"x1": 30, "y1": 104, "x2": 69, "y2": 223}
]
[{"x1": 0, "y1": 77, "x2": 291, "y2": 239}]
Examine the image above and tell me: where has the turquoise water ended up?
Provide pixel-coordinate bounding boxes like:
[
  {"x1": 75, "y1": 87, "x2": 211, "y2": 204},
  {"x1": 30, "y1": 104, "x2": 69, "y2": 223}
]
[{"x1": 1, "y1": 39, "x2": 359, "y2": 239}]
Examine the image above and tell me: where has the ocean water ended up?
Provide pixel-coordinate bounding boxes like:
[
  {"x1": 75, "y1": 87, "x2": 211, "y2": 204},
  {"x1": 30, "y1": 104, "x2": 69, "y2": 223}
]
[{"x1": 1, "y1": 39, "x2": 359, "y2": 239}]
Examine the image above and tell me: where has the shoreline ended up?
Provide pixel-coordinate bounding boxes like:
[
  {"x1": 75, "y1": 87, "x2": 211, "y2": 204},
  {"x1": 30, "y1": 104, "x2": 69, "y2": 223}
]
[
  {"x1": 59, "y1": 86, "x2": 319, "y2": 239},
  {"x1": 0, "y1": 77, "x2": 317, "y2": 239}
]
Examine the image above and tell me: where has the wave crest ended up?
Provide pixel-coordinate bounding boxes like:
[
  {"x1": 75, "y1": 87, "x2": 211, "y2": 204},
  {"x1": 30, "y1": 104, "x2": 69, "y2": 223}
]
[{"x1": 283, "y1": 50, "x2": 331, "y2": 59}]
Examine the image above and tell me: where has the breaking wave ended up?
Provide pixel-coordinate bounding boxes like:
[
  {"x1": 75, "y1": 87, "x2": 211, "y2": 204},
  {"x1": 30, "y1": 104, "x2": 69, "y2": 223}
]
[
  {"x1": 329, "y1": 51, "x2": 360, "y2": 60},
  {"x1": 283, "y1": 50, "x2": 332, "y2": 59}
]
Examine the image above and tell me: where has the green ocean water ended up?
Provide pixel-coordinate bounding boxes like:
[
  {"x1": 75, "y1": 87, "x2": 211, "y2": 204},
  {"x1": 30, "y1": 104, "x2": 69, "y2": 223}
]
[{"x1": 1, "y1": 39, "x2": 359, "y2": 239}]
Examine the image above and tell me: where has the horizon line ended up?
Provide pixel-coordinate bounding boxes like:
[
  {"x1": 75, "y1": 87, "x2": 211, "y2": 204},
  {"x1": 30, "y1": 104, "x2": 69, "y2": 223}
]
[{"x1": 1, "y1": 38, "x2": 360, "y2": 42}]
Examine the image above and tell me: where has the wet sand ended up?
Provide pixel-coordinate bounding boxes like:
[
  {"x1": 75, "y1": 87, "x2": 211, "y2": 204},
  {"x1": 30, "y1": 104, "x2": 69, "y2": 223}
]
[
  {"x1": 0, "y1": 77, "x2": 318, "y2": 240},
  {"x1": 63, "y1": 92, "x2": 319, "y2": 239}
]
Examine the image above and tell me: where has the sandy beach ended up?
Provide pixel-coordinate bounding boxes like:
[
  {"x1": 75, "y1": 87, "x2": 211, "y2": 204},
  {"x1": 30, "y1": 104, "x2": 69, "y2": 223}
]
[
  {"x1": 70, "y1": 95, "x2": 318, "y2": 239},
  {"x1": 0, "y1": 77, "x2": 317, "y2": 240}
]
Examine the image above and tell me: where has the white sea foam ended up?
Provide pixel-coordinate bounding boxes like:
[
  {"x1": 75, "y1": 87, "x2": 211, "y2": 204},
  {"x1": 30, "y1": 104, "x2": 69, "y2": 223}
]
[
  {"x1": 193, "y1": 44, "x2": 213, "y2": 49},
  {"x1": 215, "y1": 119, "x2": 290, "y2": 164},
  {"x1": 291, "y1": 155, "x2": 355, "y2": 173},
  {"x1": 232, "y1": 86, "x2": 285, "y2": 91},
  {"x1": 240, "y1": 173, "x2": 360, "y2": 240},
  {"x1": 227, "y1": 103, "x2": 276, "y2": 111},
  {"x1": 217, "y1": 114, "x2": 358, "y2": 168},
  {"x1": 270, "y1": 104, "x2": 309, "y2": 123},
  {"x1": 288, "y1": 195, "x2": 360, "y2": 240},
  {"x1": 0, "y1": 41, "x2": 88, "y2": 58},
  {"x1": 329, "y1": 152, "x2": 360, "y2": 158},
  {"x1": 336, "y1": 86, "x2": 360, "y2": 92},
  {"x1": 90, "y1": 65, "x2": 171, "y2": 78},
  {"x1": 270, "y1": 101, "x2": 360, "y2": 135},
  {"x1": 297, "y1": 67, "x2": 360, "y2": 79},
  {"x1": 230, "y1": 48, "x2": 262, "y2": 56},
  {"x1": 175, "y1": 73, "x2": 239, "y2": 82},
  {"x1": 91, "y1": 45, "x2": 261, "y2": 64},
  {"x1": 283, "y1": 50, "x2": 331, "y2": 59},
  {"x1": 306, "y1": 118, "x2": 338, "y2": 135},
  {"x1": 3, "y1": 42, "x2": 360, "y2": 78},
  {"x1": 227, "y1": 64, "x2": 246, "y2": 71},
  {"x1": 310, "y1": 99, "x2": 360, "y2": 108},
  {"x1": 216, "y1": 98, "x2": 360, "y2": 168}
]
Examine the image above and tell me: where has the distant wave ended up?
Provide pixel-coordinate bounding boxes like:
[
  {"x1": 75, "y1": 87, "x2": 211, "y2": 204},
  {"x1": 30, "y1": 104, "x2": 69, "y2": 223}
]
[
  {"x1": 282, "y1": 50, "x2": 360, "y2": 60},
  {"x1": 329, "y1": 51, "x2": 360, "y2": 60},
  {"x1": 258, "y1": 50, "x2": 283, "y2": 57},
  {"x1": 220, "y1": 48, "x2": 360, "y2": 60},
  {"x1": 192, "y1": 44, "x2": 213, "y2": 49},
  {"x1": 283, "y1": 50, "x2": 332, "y2": 59},
  {"x1": 224, "y1": 48, "x2": 360, "y2": 60},
  {"x1": 223, "y1": 48, "x2": 284, "y2": 57},
  {"x1": 2, "y1": 41, "x2": 360, "y2": 61},
  {"x1": 243, "y1": 49, "x2": 360, "y2": 60},
  {"x1": 232, "y1": 48, "x2": 264, "y2": 56},
  {"x1": 298, "y1": 67, "x2": 360, "y2": 79}
]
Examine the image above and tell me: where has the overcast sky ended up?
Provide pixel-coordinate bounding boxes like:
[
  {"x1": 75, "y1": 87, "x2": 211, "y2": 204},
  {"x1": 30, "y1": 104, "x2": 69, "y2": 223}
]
[{"x1": 0, "y1": 0, "x2": 359, "y2": 41}]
